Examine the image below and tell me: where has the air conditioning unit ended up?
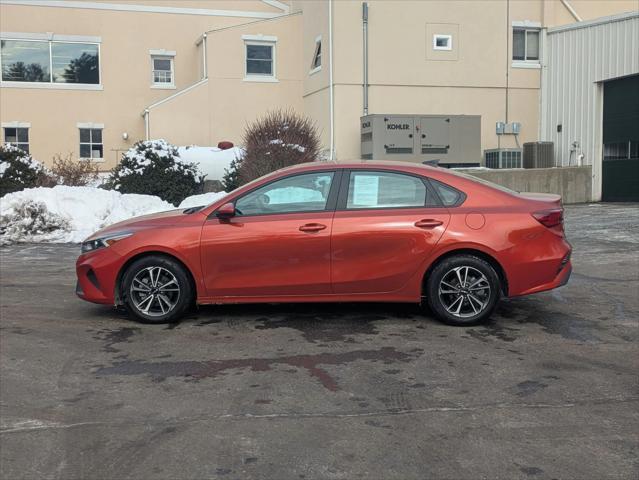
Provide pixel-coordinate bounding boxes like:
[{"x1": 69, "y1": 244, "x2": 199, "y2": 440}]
[
  {"x1": 523, "y1": 142, "x2": 555, "y2": 168},
  {"x1": 484, "y1": 148, "x2": 522, "y2": 169}
]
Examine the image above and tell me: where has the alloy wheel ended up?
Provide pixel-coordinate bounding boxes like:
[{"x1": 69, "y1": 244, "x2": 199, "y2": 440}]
[
  {"x1": 129, "y1": 266, "x2": 181, "y2": 317},
  {"x1": 438, "y1": 266, "x2": 491, "y2": 318}
]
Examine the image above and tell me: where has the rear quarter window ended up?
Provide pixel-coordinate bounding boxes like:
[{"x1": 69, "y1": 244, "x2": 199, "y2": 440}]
[{"x1": 430, "y1": 179, "x2": 466, "y2": 207}]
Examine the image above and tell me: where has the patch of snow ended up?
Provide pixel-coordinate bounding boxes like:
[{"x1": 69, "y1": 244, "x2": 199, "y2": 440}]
[
  {"x1": 267, "y1": 140, "x2": 306, "y2": 153},
  {"x1": 0, "y1": 186, "x2": 173, "y2": 244},
  {"x1": 0, "y1": 161, "x2": 8, "y2": 176},
  {"x1": 177, "y1": 146, "x2": 244, "y2": 181},
  {"x1": 178, "y1": 191, "x2": 229, "y2": 208}
]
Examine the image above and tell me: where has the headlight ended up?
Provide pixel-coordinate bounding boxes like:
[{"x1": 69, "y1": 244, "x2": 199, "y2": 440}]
[{"x1": 81, "y1": 232, "x2": 133, "y2": 253}]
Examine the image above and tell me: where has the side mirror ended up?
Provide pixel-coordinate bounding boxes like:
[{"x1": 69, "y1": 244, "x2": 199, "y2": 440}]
[{"x1": 215, "y1": 202, "x2": 236, "y2": 219}]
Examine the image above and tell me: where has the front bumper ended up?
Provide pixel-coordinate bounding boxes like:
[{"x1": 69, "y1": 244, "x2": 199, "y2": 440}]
[{"x1": 75, "y1": 247, "x2": 124, "y2": 305}]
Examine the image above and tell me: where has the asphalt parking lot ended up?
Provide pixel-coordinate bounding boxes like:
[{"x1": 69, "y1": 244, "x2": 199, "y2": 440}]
[{"x1": 1, "y1": 203, "x2": 638, "y2": 480}]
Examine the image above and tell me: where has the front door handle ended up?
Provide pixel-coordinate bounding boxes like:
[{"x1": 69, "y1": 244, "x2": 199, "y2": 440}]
[
  {"x1": 299, "y1": 223, "x2": 327, "y2": 232},
  {"x1": 414, "y1": 219, "x2": 443, "y2": 229}
]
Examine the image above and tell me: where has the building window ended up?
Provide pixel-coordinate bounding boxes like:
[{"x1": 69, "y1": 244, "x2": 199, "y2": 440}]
[
  {"x1": 1, "y1": 39, "x2": 100, "y2": 85},
  {"x1": 79, "y1": 128, "x2": 103, "y2": 160},
  {"x1": 433, "y1": 34, "x2": 452, "y2": 51},
  {"x1": 151, "y1": 53, "x2": 174, "y2": 87},
  {"x1": 3, "y1": 127, "x2": 29, "y2": 153},
  {"x1": 513, "y1": 28, "x2": 540, "y2": 62},
  {"x1": 310, "y1": 36, "x2": 322, "y2": 73},
  {"x1": 245, "y1": 42, "x2": 275, "y2": 77}
]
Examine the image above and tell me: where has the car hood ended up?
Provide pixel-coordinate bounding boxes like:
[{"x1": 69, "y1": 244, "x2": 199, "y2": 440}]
[{"x1": 84, "y1": 208, "x2": 194, "y2": 241}]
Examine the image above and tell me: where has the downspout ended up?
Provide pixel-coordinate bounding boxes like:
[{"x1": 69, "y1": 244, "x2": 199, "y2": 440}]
[
  {"x1": 362, "y1": 2, "x2": 369, "y2": 116},
  {"x1": 202, "y1": 33, "x2": 208, "y2": 79},
  {"x1": 505, "y1": 0, "x2": 510, "y2": 124},
  {"x1": 560, "y1": 0, "x2": 582, "y2": 22},
  {"x1": 329, "y1": 0, "x2": 335, "y2": 160},
  {"x1": 144, "y1": 109, "x2": 150, "y2": 141}
]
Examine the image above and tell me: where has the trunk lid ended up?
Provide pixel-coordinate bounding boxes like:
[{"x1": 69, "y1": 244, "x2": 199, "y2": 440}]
[{"x1": 517, "y1": 192, "x2": 562, "y2": 207}]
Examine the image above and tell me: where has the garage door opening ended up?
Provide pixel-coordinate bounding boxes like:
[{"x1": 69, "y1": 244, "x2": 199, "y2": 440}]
[{"x1": 602, "y1": 74, "x2": 639, "y2": 202}]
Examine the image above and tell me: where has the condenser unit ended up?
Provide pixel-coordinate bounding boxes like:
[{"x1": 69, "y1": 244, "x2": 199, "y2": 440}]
[
  {"x1": 523, "y1": 141, "x2": 555, "y2": 168},
  {"x1": 484, "y1": 148, "x2": 522, "y2": 169}
]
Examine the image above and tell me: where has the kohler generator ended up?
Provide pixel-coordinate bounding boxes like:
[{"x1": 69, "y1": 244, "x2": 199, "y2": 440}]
[{"x1": 360, "y1": 114, "x2": 481, "y2": 167}]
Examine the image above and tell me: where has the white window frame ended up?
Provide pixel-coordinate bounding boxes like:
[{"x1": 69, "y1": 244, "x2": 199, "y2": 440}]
[
  {"x1": 432, "y1": 34, "x2": 452, "y2": 51},
  {"x1": 150, "y1": 52, "x2": 175, "y2": 89},
  {"x1": 2, "y1": 122, "x2": 31, "y2": 153},
  {"x1": 77, "y1": 123, "x2": 104, "y2": 162},
  {"x1": 512, "y1": 21, "x2": 541, "y2": 69},
  {"x1": 0, "y1": 32, "x2": 103, "y2": 90},
  {"x1": 310, "y1": 35, "x2": 322, "y2": 74},
  {"x1": 242, "y1": 34, "x2": 277, "y2": 83}
]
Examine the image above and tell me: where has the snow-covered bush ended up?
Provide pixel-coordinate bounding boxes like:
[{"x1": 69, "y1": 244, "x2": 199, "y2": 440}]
[
  {"x1": 0, "y1": 144, "x2": 53, "y2": 196},
  {"x1": 104, "y1": 140, "x2": 205, "y2": 206},
  {"x1": 226, "y1": 110, "x2": 320, "y2": 190},
  {"x1": 0, "y1": 200, "x2": 71, "y2": 245}
]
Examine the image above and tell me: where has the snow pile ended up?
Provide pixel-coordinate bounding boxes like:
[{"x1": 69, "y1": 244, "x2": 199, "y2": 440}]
[
  {"x1": 178, "y1": 191, "x2": 228, "y2": 208},
  {"x1": 0, "y1": 201, "x2": 71, "y2": 244},
  {"x1": 177, "y1": 146, "x2": 244, "y2": 181},
  {"x1": 0, "y1": 186, "x2": 173, "y2": 244}
]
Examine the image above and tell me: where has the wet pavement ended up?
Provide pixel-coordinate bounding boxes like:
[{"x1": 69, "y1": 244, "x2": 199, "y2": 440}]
[{"x1": 1, "y1": 203, "x2": 638, "y2": 479}]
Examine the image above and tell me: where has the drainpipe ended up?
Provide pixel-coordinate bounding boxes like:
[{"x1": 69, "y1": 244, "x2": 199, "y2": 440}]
[
  {"x1": 202, "y1": 33, "x2": 208, "y2": 79},
  {"x1": 560, "y1": 0, "x2": 582, "y2": 22},
  {"x1": 143, "y1": 109, "x2": 150, "y2": 141},
  {"x1": 329, "y1": 0, "x2": 335, "y2": 160},
  {"x1": 362, "y1": 2, "x2": 369, "y2": 116},
  {"x1": 505, "y1": 0, "x2": 510, "y2": 124}
]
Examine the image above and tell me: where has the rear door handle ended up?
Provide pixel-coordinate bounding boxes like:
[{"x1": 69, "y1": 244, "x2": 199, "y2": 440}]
[
  {"x1": 299, "y1": 223, "x2": 327, "y2": 232},
  {"x1": 414, "y1": 219, "x2": 443, "y2": 229}
]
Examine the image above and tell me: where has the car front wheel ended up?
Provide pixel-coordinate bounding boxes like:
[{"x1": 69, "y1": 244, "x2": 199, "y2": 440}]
[
  {"x1": 425, "y1": 255, "x2": 500, "y2": 326},
  {"x1": 121, "y1": 255, "x2": 193, "y2": 324}
]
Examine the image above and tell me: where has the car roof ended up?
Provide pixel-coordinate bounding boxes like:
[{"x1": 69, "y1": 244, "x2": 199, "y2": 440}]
[{"x1": 277, "y1": 160, "x2": 440, "y2": 174}]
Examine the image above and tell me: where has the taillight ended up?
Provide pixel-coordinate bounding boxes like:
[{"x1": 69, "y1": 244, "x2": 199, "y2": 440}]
[{"x1": 532, "y1": 209, "x2": 563, "y2": 228}]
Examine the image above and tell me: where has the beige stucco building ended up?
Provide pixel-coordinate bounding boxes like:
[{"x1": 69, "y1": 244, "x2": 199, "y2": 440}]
[{"x1": 1, "y1": 0, "x2": 637, "y2": 171}]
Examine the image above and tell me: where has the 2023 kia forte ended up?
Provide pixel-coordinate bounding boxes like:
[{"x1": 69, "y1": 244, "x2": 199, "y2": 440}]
[{"x1": 76, "y1": 161, "x2": 572, "y2": 326}]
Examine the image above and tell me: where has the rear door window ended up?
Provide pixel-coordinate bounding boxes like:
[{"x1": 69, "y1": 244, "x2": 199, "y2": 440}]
[{"x1": 345, "y1": 171, "x2": 439, "y2": 209}]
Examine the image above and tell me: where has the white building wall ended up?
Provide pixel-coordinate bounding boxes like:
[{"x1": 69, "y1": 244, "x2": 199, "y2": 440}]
[{"x1": 540, "y1": 11, "x2": 639, "y2": 201}]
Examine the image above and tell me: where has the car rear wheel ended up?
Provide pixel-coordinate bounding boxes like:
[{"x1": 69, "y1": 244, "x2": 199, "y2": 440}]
[
  {"x1": 425, "y1": 255, "x2": 500, "y2": 326},
  {"x1": 121, "y1": 255, "x2": 193, "y2": 324}
]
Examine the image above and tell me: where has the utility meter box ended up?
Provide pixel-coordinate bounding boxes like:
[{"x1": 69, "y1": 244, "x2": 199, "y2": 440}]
[{"x1": 360, "y1": 114, "x2": 481, "y2": 167}]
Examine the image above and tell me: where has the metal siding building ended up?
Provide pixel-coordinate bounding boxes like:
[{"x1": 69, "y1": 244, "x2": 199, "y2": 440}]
[{"x1": 541, "y1": 11, "x2": 639, "y2": 201}]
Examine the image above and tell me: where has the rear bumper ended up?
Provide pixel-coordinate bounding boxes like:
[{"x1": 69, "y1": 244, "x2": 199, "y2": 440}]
[{"x1": 511, "y1": 260, "x2": 572, "y2": 297}]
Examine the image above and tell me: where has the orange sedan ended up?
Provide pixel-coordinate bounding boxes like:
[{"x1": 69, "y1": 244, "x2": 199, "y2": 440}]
[{"x1": 76, "y1": 161, "x2": 572, "y2": 326}]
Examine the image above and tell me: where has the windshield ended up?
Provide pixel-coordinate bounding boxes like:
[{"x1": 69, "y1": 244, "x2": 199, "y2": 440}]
[{"x1": 447, "y1": 169, "x2": 520, "y2": 195}]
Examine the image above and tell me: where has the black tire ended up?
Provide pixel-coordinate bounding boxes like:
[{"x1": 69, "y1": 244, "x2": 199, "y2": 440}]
[
  {"x1": 121, "y1": 255, "x2": 193, "y2": 324},
  {"x1": 424, "y1": 255, "x2": 501, "y2": 326}
]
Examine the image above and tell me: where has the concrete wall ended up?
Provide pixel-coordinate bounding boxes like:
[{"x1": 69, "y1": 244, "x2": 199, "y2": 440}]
[{"x1": 463, "y1": 166, "x2": 592, "y2": 204}]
